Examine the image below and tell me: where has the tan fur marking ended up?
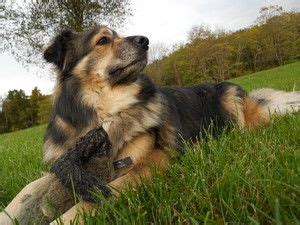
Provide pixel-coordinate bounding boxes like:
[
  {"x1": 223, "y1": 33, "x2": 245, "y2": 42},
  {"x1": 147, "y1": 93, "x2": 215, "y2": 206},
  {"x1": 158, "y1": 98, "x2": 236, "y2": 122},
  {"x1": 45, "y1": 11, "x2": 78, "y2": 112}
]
[
  {"x1": 158, "y1": 122, "x2": 177, "y2": 148},
  {"x1": 220, "y1": 86, "x2": 245, "y2": 128},
  {"x1": 43, "y1": 140, "x2": 65, "y2": 163},
  {"x1": 243, "y1": 97, "x2": 270, "y2": 129},
  {"x1": 114, "y1": 133, "x2": 155, "y2": 176},
  {"x1": 90, "y1": 27, "x2": 113, "y2": 47},
  {"x1": 52, "y1": 79, "x2": 62, "y2": 101},
  {"x1": 55, "y1": 116, "x2": 75, "y2": 134},
  {"x1": 71, "y1": 56, "x2": 91, "y2": 77},
  {"x1": 80, "y1": 78, "x2": 141, "y2": 120},
  {"x1": 72, "y1": 52, "x2": 114, "y2": 80}
]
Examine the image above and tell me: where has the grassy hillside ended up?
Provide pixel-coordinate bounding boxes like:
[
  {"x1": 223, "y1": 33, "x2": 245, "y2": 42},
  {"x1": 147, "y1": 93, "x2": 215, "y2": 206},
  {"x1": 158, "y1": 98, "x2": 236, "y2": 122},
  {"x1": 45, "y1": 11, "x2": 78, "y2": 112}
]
[
  {"x1": 145, "y1": 12, "x2": 300, "y2": 87},
  {"x1": 230, "y1": 61, "x2": 300, "y2": 91},
  {"x1": 0, "y1": 64, "x2": 299, "y2": 224}
]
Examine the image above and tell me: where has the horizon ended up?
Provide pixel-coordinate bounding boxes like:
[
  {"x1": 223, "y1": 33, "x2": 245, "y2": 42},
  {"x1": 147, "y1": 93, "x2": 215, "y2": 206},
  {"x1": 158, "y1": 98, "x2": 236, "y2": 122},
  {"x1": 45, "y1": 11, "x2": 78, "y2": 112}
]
[{"x1": 0, "y1": 0, "x2": 299, "y2": 97}]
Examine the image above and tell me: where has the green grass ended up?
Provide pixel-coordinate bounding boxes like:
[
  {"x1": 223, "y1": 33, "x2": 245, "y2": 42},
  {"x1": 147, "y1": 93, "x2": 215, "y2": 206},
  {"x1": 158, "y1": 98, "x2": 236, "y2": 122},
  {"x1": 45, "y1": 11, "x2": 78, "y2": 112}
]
[
  {"x1": 87, "y1": 115, "x2": 300, "y2": 224},
  {"x1": 230, "y1": 61, "x2": 300, "y2": 91},
  {"x1": 0, "y1": 63, "x2": 300, "y2": 224},
  {"x1": 0, "y1": 125, "x2": 47, "y2": 205}
]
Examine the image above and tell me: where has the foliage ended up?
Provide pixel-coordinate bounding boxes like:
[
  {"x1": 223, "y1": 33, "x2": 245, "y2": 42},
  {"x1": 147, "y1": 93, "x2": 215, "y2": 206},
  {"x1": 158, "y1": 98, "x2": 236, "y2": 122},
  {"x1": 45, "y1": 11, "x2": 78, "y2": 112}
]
[
  {"x1": 1, "y1": 0, "x2": 133, "y2": 67},
  {"x1": 145, "y1": 7, "x2": 300, "y2": 86},
  {"x1": 0, "y1": 88, "x2": 52, "y2": 133},
  {"x1": 148, "y1": 42, "x2": 170, "y2": 63},
  {"x1": 37, "y1": 95, "x2": 53, "y2": 125}
]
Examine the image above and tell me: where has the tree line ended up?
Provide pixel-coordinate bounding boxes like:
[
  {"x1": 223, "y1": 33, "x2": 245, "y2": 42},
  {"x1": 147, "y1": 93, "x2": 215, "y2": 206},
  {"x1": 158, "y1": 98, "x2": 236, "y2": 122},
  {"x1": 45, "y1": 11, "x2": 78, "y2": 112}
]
[
  {"x1": 0, "y1": 88, "x2": 52, "y2": 133},
  {"x1": 145, "y1": 6, "x2": 300, "y2": 86}
]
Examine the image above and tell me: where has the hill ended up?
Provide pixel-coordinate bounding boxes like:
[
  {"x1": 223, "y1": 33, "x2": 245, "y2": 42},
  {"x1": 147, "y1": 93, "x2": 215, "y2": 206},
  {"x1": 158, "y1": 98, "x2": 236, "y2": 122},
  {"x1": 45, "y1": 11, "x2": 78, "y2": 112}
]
[
  {"x1": 230, "y1": 61, "x2": 300, "y2": 91},
  {"x1": 0, "y1": 64, "x2": 299, "y2": 224},
  {"x1": 145, "y1": 10, "x2": 300, "y2": 87}
]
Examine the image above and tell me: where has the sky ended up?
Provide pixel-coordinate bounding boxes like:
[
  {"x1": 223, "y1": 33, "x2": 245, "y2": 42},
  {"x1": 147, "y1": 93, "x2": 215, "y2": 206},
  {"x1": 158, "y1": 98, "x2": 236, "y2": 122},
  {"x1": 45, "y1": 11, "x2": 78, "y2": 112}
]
[{"x1": 0, "y1": 0, "x2": 299, "y2": 97}]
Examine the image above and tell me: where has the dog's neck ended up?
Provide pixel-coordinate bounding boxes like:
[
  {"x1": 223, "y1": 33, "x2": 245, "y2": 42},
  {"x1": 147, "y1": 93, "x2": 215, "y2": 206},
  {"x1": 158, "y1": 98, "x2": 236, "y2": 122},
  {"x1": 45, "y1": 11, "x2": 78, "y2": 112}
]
[
  {"x1": 53, "y1": 73, "x2": 154, "y2": 129},
  {"x1": 80, "y1": 74, "x2": 142, "y2": 121}
]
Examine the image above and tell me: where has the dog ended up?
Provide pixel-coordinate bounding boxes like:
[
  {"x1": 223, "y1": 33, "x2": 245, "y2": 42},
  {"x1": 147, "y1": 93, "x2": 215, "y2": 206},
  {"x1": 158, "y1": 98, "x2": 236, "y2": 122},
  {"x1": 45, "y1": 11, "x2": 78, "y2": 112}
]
[{"x1": 0, "y1": 25, "x2": 299, "y2": 224}]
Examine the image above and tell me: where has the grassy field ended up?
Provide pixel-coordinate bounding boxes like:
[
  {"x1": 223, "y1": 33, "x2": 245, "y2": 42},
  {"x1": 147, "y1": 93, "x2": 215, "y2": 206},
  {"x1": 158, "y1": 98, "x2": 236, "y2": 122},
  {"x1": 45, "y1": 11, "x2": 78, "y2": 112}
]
[
  {"x1": 0, "y1": 62, "x2": 299, "y2": 224},
  {"x1": 230, "y1": 61, "x2": 300, "y2": 91},
  {"x1": 0, "y1": 125, "x2": 47, "y2": 205}
]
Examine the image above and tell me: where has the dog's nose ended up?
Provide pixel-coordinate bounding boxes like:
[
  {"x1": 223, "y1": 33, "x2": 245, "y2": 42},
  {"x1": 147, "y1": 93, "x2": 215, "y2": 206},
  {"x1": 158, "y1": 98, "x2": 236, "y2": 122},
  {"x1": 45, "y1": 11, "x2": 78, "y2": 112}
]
[
  {"x1": 127, "y1": 36, "x2": 149, "y2": 49},
  {"x1": 133, "y1": 36, "x2": 149, "y2": 48}
]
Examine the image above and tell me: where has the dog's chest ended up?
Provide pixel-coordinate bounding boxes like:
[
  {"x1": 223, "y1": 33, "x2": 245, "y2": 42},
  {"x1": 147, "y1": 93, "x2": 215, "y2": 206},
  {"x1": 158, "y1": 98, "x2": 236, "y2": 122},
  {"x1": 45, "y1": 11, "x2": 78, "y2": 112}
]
[{"x1": 82, "y1": 82, "x2": 141, "y2": 122}]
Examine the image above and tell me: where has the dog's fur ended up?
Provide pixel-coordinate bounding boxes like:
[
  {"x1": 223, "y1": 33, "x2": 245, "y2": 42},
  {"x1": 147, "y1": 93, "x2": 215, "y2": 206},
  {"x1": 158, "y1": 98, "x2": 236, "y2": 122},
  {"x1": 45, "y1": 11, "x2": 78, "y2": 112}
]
[{"x1": 0, "y1": 26, "x2": 299, "y2": 224}]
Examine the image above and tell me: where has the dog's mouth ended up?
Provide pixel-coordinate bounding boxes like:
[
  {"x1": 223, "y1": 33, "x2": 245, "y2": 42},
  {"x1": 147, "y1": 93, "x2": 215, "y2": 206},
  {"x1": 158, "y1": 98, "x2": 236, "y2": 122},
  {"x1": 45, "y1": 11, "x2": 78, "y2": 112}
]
[{"x1": 109, "y1": 52, "x2": 148, "y2": 78}]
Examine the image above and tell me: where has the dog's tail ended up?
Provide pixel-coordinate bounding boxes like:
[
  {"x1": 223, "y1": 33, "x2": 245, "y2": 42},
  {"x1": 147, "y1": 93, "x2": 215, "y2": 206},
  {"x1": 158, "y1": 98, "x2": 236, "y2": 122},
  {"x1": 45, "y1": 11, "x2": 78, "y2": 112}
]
[
  {"x1": 250, "y1": 88, "x2": 300, "y2": 115},
  {"x1": 244, "y1": 88, "x2": 300, "y2": 129}
]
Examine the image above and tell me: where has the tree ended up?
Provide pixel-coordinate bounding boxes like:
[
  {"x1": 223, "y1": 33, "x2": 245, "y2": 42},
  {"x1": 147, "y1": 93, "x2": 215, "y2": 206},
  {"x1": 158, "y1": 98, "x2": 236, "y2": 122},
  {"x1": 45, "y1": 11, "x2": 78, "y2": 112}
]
[
  {"x1": 148, "y1": 42, "x2": 169, "y2": 63},
  {"x1": 188, "y1": 25, "x2": 214, "y2": 43},
  {"x1": 3, "y1": 90, "x2": 32, "y2": 130},
  {"x1": 37, "y1": 95, "x2": 53, "y2": 125},
  {"x1": 256, "y1": 4, "x2": 284, "y2": 24},
  {"x1": 145, "y1": 7, "x2": 300, "y2": 87},
  {"x1": 0, "y1": 88, "x2": 54, "y2": 133},
  {"x1": 0, "y1": 96, "x2": 8, "y2": 133},
  {"x1": 29, "y1": 87, "x2": 43, "y2": 126},
  {"x1": 1, "y1": 0, "x2": 133, "y2": 67}
]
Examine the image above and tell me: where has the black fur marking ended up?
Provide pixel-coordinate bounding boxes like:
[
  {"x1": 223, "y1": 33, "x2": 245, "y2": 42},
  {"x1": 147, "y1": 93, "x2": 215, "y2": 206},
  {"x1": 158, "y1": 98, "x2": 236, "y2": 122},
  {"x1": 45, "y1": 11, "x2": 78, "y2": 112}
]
[
  {"x1": 44, "y1": 28, "x2": 100, "y2": 83},
  {"x1": 60, "y1": 50, "x2": 92, "y2": 83},
  {"x1": 111, "y1": 30, "x2": 118, "y2": 37},
  {"x1": 44, "y1": 117, "x2": 69, "y2": 145},
  {"x1": 50, "y1": 127, "x2": 113, "y2": 203},
  {"x1": 137, "y1": 73, "x2": 157, "y2": 103},
  {"x1": 54, "y1": 78, "x2": 96, "y2": 129},
  {"x1": 215, "y1": 82, "x2": 247, "y2": 100},
  {"x1": 256, "y1": 98, "x2": 269, "y2": 105},
  {"x1": 160, "y1": 82, "x2": 247, "y2": 152},
  {"x1": 60, "y1": 28, "x2": 102, "y2": 81},
  {"x1": 83, "y1": 27, "x2": 100, "y2": 46},
  {"x1": 43, "y1": 30, "x2": 74, "y2": 69}
]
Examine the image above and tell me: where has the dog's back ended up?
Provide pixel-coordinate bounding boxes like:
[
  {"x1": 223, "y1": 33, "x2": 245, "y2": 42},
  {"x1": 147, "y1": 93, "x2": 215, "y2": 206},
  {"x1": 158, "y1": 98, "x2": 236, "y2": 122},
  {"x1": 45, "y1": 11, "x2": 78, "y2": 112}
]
[{"x1": 161, "y1": 82, "x2": 300, "y2": 144}]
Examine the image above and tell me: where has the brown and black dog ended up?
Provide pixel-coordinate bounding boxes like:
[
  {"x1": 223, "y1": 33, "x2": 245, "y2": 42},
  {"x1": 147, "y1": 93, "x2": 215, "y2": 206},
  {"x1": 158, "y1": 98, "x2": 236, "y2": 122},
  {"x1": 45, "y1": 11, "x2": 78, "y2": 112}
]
[{"x1": 0, "y1": 25, "x2": 299, "y2": 224}]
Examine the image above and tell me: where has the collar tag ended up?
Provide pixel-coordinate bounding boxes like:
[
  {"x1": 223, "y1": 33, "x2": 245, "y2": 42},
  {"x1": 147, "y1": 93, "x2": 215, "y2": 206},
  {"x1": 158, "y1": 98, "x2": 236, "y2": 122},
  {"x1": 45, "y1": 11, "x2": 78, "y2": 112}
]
[{"x1": 113, "y1": 156, "x2": 134, "y2": 170}]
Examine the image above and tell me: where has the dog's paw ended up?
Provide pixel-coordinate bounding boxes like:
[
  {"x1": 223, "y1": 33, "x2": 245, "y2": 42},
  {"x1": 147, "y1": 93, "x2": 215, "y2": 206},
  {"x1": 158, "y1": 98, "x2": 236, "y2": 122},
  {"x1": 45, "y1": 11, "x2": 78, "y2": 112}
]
[{"x1": 74, "y1": 127, "x2": 112, "y2": 160}]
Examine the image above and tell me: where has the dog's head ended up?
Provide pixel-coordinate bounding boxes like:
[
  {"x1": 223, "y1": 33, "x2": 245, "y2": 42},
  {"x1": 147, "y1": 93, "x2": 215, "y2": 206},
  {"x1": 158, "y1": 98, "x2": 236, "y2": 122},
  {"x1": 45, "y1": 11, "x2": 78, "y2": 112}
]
[{"x1": 44, "y1": 26, "x2": 149, "y2": 85}]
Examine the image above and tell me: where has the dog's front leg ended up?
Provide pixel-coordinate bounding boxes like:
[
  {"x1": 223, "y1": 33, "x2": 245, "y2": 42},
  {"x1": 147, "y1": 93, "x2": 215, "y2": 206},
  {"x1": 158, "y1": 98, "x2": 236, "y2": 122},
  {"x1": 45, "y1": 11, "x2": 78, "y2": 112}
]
[
  {"x1": 50, "y1": 149, "x2": 169, "y2": 225},
  {"x1": 50, "y1": 127, "x2": 113, "y2": 204},
  {"x1": 0, "y1": 174, "x2": 55, "y2": 225},
  {"x1": 49, "y1": 170, "x2": 150, "y2": 225}
]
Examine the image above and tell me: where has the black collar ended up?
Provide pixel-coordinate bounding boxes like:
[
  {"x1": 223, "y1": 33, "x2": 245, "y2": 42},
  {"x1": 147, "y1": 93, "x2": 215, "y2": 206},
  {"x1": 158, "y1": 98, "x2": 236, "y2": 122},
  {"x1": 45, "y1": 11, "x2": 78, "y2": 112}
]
[{"x1": 113, "y1": 156, "x2": 134, "y2": 170}]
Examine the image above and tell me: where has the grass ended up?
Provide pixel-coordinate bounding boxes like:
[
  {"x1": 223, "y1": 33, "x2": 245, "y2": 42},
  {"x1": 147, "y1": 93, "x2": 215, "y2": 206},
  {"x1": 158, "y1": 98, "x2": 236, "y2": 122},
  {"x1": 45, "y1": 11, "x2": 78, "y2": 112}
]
[
  {"x1": 0, "y1": 62, "x2": 299, "y2": 224},
  {"x1": 230, "y1": 61, "x2": 300, "y2": 92},
  {"x1": 87, "y1": 115, "x2": 300, "y2": 224},
  {"x1": 0, "y1": 125, "x2": 47, "y2": 205}
]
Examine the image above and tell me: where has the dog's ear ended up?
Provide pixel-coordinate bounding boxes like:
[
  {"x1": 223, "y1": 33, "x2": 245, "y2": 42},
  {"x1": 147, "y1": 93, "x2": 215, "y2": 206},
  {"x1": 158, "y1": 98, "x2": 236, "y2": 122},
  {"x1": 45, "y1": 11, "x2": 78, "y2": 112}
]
[{"x1": 43, "y1": 30, "x2": 75, "y2": 70}]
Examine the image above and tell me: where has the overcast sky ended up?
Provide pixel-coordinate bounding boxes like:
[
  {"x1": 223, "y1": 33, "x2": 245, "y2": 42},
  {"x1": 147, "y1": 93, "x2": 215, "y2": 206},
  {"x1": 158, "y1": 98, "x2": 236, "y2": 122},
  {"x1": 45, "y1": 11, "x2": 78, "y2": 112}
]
[{"x1": 0, "y1": 0, "x2": 299, "y2": 97}]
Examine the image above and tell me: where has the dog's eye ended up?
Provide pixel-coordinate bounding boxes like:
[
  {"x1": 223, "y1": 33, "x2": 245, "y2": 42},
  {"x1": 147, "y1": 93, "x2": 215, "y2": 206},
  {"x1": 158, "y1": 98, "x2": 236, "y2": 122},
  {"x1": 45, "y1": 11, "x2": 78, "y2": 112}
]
[{"x1": 97, "y1": 37, "x2": 110, "y2": 45}]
